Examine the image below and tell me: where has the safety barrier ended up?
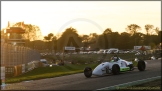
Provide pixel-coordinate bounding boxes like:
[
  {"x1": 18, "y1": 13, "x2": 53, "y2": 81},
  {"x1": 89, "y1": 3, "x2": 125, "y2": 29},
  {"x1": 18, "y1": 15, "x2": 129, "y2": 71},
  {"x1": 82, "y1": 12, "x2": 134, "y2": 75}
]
[
  {"x1": 1, "y1": 42, "x2": 41, "y2": 87},
  {"x1": 1, "y1": 61, "x2": 44, "y2": 87},
  {"x1": 1, "y1": 42, "x2": 40, "y2": 67},
  {"x1": 4, "y1": 61, "x2": 43, "y2": 77}
]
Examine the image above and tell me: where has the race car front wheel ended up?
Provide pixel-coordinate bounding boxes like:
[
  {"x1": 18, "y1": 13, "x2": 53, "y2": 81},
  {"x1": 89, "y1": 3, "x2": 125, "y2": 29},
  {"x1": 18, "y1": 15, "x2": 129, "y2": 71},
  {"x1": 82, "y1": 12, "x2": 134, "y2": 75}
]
[
  {"x1": 84, "y1": 67, "x2": 92, "y2": 78},
  {"x1": 112, "y1": 64, "x2": 120, "y2": 75},
  {"x1": 137, "y1": 60, "x2": 146, "y2": 71}
]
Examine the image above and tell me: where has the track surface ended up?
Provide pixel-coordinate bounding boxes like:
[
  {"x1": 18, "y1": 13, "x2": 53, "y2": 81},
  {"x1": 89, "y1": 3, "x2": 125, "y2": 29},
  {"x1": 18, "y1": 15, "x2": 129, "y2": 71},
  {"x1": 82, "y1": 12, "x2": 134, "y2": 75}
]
[{"x1": 3, "y1": 59, "x2": 161, "y2": 90}]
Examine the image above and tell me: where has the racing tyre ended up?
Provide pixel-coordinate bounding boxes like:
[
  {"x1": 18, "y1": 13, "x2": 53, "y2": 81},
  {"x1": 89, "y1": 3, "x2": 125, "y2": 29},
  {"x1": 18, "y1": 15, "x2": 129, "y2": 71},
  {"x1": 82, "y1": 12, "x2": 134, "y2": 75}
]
[
  {"x1": 137, "y1": 60, "x2": 146, "y2": 71},
  {"x1": 112, "y1": 64, "x2": 120, "y2": 75},
  {"x1": 84, "y1": 67, "x2": 92, "y2": 78}
]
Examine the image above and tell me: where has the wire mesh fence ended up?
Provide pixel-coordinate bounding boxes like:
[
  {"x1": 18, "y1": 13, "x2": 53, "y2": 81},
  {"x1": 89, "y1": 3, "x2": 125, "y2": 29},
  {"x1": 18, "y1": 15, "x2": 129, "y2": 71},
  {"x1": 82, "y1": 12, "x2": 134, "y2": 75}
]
[{"x1": 1, "y1": 43, "x2": 41, "y2": 67}]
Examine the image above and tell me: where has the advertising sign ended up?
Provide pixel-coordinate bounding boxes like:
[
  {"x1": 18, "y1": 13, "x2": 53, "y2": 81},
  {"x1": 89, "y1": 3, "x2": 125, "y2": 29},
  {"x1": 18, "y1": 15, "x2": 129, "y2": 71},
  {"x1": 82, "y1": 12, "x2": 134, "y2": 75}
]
[
  {"x1": 64, "y1": 46, "x2": 75, "y2": 50},
  {"x1": 134, "y1": 46, "x2": 151, "y2": 50}
]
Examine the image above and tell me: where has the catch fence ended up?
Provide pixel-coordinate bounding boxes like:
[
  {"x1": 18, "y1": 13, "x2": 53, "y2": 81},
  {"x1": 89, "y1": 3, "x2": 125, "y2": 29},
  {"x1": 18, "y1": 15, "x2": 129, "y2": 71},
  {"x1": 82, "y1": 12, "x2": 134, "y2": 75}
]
[
  {"x1": 1, "y1": 42, "x2": 43, "y2": 85},
  {"x1": 1, "y1": 42, "x2": 40, "y2": 67}
]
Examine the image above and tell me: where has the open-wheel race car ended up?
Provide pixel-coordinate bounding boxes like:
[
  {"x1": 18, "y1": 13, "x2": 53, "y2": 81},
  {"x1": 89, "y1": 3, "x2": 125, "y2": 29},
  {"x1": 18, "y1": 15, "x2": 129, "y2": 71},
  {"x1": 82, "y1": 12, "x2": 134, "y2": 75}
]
[{"x1": 84, "y1": 56, "x2": 146, "y2": 78}]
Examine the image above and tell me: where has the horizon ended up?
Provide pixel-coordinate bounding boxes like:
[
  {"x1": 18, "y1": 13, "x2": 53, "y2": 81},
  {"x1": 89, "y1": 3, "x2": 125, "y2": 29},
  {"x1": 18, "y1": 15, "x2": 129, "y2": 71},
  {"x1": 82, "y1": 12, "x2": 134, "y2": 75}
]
[{"x1": 1, "y1": 1, "x2": 161, "y2": 36}]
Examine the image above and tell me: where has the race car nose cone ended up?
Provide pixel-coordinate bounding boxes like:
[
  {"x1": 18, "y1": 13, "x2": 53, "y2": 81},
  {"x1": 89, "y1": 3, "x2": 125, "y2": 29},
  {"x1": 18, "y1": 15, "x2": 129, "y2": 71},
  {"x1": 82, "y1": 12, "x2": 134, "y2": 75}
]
[
  {"x1": 92, "y1": 62, "x2": 109, "y2": 76},
  {"x1": 92, "y1": 69, "x2": 103, "y2": 76}
]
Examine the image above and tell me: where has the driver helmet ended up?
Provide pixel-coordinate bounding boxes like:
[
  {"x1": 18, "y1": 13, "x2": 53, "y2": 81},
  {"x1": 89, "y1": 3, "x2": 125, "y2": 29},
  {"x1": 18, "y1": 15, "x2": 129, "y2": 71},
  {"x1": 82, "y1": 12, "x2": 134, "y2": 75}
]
[{"x1": 113, "y1": 55, "x2": 118, "y2": 61}]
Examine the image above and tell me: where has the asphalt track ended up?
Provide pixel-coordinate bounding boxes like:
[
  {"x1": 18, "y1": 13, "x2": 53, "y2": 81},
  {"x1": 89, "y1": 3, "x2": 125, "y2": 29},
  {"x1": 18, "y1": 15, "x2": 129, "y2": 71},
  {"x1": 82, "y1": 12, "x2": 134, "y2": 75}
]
[{"x1": 3, "y1": 59, "x2": 161, "y2": 90}]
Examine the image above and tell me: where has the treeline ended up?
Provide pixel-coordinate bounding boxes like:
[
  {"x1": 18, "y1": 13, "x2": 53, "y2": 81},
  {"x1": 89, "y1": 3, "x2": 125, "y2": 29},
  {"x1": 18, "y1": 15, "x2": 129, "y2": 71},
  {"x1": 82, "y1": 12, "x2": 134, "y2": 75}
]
[{"x1": 1, "y1": 22, "x2": 161, "y2": 52}]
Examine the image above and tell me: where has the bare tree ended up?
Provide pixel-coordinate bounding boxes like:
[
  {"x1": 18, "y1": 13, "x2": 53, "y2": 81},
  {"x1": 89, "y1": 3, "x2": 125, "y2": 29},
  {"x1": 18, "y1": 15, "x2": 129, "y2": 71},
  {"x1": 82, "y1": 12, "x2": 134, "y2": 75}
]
[
  {"x1": 126, "y1": 24, "x2": 141, "y2": 36},
  {"x1": 154, "y1": 27, "x2": 160, "y2": 35},
  {"x1": 145, "y1": 24, "x2": 154, "y2": 35}
]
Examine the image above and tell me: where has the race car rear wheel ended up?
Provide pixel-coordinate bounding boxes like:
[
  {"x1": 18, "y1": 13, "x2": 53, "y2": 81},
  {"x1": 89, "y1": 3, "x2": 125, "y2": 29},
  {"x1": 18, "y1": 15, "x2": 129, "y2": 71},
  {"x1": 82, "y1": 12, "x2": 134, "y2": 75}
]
[
  {"x1": 84, "y1": 67, "x2": 92, "y2": 78},
  {"x1": 137, "y1": 60, "x2": 146, "y2": 71},
  {"x1": 112, "y1": 64, "x2": 120, "y2": 75}
]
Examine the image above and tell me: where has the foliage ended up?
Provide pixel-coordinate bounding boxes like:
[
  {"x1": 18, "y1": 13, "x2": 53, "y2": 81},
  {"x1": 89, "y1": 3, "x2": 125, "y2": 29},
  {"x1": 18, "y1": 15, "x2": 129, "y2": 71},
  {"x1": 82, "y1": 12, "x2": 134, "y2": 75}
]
[
  {"x1": 3, "y1": 21, "x2": 161, "y2": 51},
  {"x1": 57, "y1": 27, "x2": 82, "y2": 51},
  {"x1": 145, "y1": 24, "x2": 154, "y2": 35},
  {"x1": 12, "y1": 22, "x2": 43, "y2": 41},
  {"x1": 43, "y1": 33, "x2": 57, "y2": 51},
  {"x1": 126, "y1": 24, "x2": 141, "y2": 36}
]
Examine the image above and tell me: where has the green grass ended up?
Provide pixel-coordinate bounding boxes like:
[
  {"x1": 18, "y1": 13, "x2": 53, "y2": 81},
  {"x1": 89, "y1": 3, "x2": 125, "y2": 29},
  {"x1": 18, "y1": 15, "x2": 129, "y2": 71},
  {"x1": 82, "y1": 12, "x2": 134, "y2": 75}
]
[{"x1": 5, "y1": 63, "x2": 99, "y2": 84}]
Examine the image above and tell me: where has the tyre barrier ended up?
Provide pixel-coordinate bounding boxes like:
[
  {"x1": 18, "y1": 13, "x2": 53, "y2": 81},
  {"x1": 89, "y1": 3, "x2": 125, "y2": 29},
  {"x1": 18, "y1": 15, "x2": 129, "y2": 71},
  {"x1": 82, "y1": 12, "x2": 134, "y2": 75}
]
[
  {"x1": 5, "y1": 67, "x2": 14, "y2": 78},
  {"x1": 0, "y1": 61, "x2": 43, "y2": 90},
  {"x1": 14, "y1": 65, "x2": 22, "y2": 76},
  {"x1": 1, "y1": 61, "x2": 43, "y2": 78},
  {"x1": 1, "y1": 61, "x2": 43, "y2": 90}
]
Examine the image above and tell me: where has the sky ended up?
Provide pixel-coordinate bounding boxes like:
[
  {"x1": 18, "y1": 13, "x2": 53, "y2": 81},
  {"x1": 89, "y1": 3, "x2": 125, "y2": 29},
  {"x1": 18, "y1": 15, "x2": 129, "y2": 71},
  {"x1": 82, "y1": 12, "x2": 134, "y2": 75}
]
[{"x1": 1, "y1": 1, "x2": 161, "y2": 36}]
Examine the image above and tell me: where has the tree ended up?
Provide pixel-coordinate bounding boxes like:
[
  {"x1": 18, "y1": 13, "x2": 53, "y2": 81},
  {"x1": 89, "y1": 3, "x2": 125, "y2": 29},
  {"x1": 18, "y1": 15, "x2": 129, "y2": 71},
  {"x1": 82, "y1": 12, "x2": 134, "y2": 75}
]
[
  {"x1": 97, "y1": 35, "x2": 104, "y2": 49},
  {"x1": 57, "y1": 27, "x2": 82, "y2": 51},
  {"x1": 145, "y1": 24, "x2": 154, "y2": 35},
  {"x1": 126, "y1": 24, "x2": 141, "y2": 36},
  {"x1": 1, "y1": 28, "x2": 6, "y2": 39},
  {"x1": 44, "y1": 33, "x2": 57, "y2": 52},
  {"x1": 81, "y1": 35, "x2": 89, "y2": 43},
  {"x1": 80, "y1": 33, "x2": 99, "y2": 50},
  {"x1": 103, "y1": 28, "x2": 112, "y2": 35},
  {"x1": 134, "y1": 32, "x2": 145, "y2": 46},
  {"x1": 119, "y1": 32, "x2": 132, "y2": 49},
  {"x1": 110, "y1": 32, "x2": 120, "y2": 48},
  {"x1": 44, "y1": 33, "x2": 54, "y2": 41},
  {"x1": 81, "y1": 35, "x2": 89, "y2": 50},
  {"x1": 157, "y1": 29, "x2": 161, "y2": 44},
  {"x1": 88, "y1": 33, "x2": 99, "y2": 49},
  {"x1": 102, "y1": 28, "x2": 113, "y2": 49},
  {"x1": 88, "y1": 33, "x2": 98, "y2": 43},
  {"x1": 12, "y1": 22, "x2": 43, "y2": 41},
  {"x1": 154, "y1": 27, "x2": 160, "y2": 35}
]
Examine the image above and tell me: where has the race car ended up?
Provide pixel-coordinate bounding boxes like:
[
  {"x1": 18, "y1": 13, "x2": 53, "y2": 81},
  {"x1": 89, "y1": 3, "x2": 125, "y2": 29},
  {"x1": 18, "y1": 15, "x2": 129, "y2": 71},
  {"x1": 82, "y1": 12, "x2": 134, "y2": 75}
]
[{"x1": 84, "y1": 56, "x2": 146, "y2": 78}]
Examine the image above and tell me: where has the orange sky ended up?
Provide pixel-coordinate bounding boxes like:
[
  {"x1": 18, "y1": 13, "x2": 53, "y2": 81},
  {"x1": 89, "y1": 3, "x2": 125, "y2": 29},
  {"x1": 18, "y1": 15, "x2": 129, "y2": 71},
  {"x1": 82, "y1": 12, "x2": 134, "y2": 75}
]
[{"x1": 1, "y1": 1, "x2": 161, "y2": 36}]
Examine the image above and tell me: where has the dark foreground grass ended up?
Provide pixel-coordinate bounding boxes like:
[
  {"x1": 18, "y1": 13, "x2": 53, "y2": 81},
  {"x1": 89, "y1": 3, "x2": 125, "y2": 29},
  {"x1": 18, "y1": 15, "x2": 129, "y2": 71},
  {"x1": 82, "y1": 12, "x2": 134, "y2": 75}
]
[
  {"x1": 117, "y1": 79, "x2": 161, "y2": 91},
  {"x1": 6, "y1": 63, "x2": 99, "y2": 84}
]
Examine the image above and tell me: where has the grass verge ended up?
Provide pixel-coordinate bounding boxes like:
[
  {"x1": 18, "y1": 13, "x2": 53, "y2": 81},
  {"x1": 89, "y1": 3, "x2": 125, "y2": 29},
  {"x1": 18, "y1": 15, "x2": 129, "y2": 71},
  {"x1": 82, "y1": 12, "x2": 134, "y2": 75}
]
[{"x1": 5, "y1": 63, "x2": 98, "y2": 84}]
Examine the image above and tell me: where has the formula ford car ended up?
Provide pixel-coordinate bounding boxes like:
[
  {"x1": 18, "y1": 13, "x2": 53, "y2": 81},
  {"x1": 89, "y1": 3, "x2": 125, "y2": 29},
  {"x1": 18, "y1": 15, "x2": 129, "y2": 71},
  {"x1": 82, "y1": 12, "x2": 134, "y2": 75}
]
[{"x1": 84, "y1": 57, "x2": 146, "y2": 78}]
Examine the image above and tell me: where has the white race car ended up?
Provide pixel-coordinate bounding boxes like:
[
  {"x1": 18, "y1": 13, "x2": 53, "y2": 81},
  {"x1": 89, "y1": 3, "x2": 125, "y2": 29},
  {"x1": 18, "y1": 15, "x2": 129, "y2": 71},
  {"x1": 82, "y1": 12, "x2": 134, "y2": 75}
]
[{"x1": 84, "y1": 57, "x2": 146, "y2": 78}]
